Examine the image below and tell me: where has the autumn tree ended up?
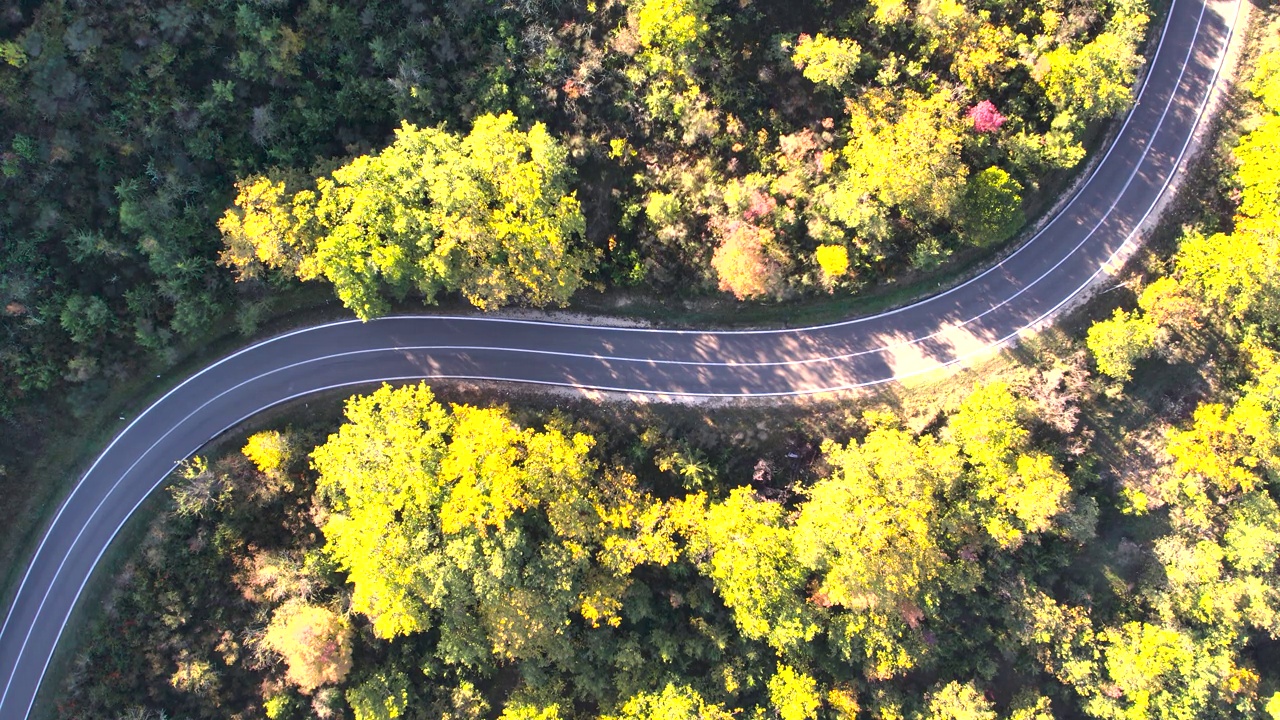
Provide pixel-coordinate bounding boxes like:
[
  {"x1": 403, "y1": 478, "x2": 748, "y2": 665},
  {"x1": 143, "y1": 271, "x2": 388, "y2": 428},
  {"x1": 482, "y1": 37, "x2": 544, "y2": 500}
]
[
  {"x1": 687, "y1": 488, "x2": 819, "y2": 654},
  {"x1": 821, "y1": 89, "x2": 967, "y2": 230},
  {"x1": 1234, "y1": 116, "x2": 1280, "y2": 227},
  {"x1": 312, "y1": 383, "x2": 672, "y2": 665},
  {"x1": 815, "y1": 244, "x2": 851, "y2": 284},
  {"x1": 688, "y1": 387, "x2": 1070, "y2": 679},
  {"x1": 710, "y1": 222, "x2": 786, "y2": 300},
  {"x1": 1088, "y1": 45, "x2": 1277, "y2": 346},
  {"x1": 769, "y1": 664, "x2": 822, "y2": 720},
  {"x1": 220, "y1": 114, "x2": 591, "y2": 319},
  {"x1": 634, "y1": 0, "x2": 710, "y2": 71},
  {"x1": 627, "y1": 0, "x2": 717, "y2": 135},
  {"x1": 924, "y1": 681, "x2": 996, "y2": 720},
  {"x1": 967, "y1": 101, "x2": 1007, "y2": 133},
  {"x1": 242, "y1": 430, "x2": 294, "y2": 476},
  {"x1": 951, "y1": 23, "x2": 1020, "y2": 90},
  {"x1": 217, "y1": 174, "x2": 316, "y2": 282},
  {"x1": 601, "y1": 684, "x2": 735, "y2": 720},
  {"x1": 1037, "y1": 1, "x2": 1148, "y2": 124},
  {"x1": 262, "y1": 602, "x2": 353, "y2": 693},
  {"x1": 1175, "y1": 228, "x2": 1280, "y2": 333},
  {"x1": 791, "y1": 34, "x2": 862, "y2": 89},
  {"x1": 1235, "y1": 37, "x2": 1280, "y2": 232},
  {"x1": 827, "y1": 686, "x2": 861, "y2": 719}
]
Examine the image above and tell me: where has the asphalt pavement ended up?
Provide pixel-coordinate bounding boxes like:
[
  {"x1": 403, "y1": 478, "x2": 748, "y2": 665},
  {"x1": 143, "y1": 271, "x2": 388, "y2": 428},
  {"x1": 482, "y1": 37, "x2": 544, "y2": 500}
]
[{"x1": 0, "y1": 0, "x2": 1241, "y2": 714}]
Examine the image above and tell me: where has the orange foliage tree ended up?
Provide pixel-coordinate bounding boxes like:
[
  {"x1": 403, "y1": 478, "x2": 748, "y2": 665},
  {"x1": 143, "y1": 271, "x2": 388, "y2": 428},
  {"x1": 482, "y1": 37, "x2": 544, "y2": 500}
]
[
  {"x1": 710, "y1": 221, "x2": 785, "y2": 300},
  {"x1": 263, "y1": 602, "x2": 354, "y2": 693}
]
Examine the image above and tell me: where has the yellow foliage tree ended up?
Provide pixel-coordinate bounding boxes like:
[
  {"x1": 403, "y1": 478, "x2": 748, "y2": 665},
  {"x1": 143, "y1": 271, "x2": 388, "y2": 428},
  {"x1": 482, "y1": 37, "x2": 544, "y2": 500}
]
[
  {"x1": 825, "y1": 89, "x2": 967, "y2": 228},
  {"x1": 242, "y1": 430, "x2": 292, "y2": 476},
  {"x1": 263, "y1": 602, "x2": 353, "y2": 694},
  {"x1": 791, "y1": 34, "x2": 862, "y2": 88},
  {"x1": 815, "y1": 244, "x2": 850, "y2": 282},
  {"x1": 217, "y1": 175, "x2": 316, "y2": 281},
  {"x1": 220, "y1": 114, "x2": 591, "y2": 319},
  {"x1": 312, "y1": 383, "x2": 675, "y2": 657}
]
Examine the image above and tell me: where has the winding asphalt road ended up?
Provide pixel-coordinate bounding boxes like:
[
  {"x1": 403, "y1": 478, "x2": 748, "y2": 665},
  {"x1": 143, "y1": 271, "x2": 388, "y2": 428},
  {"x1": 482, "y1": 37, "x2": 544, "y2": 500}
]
[{"x1": 0, "y1": 0, "x2": 1241, "y2": 715}]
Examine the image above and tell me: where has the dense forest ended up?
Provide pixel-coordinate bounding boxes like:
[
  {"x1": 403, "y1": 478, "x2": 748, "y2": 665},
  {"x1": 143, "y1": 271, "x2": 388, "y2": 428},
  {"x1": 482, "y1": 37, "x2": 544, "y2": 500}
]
[
  {"x1": 55, "y1": 17, "x2": 1280, "y2": 718},
  {"x1": 0, "y1": 0, "x2": 1148, "y2": 411}
]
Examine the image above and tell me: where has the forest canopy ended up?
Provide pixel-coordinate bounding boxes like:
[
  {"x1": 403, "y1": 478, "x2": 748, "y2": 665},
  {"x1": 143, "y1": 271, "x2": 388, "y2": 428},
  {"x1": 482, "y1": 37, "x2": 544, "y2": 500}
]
[
  {"x1": 2, "y1": 0, "x2": 1236, "y2": 716},
  {"x1": 49, "y1": 11, "x2": 1280, "y2": 720},
  {"x1": 0, "y1": 0, "x2": 1151, "y2": 415}
]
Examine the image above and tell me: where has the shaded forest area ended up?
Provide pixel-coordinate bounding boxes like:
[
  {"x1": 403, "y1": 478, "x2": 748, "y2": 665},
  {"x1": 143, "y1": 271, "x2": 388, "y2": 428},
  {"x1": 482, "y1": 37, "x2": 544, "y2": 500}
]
[
  {"x1": 0, "y1": 0, "x2": 1148, "y2": 415},
  {"x1": 58, "y1": 18, "x2": 1280, "y2": 717}
]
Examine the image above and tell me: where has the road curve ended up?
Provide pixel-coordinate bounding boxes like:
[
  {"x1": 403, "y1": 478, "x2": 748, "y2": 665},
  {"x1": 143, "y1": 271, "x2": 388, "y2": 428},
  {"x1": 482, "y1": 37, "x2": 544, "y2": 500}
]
[{"x1": 0, "y1": 0, "x2": 1240, "y2": 715}]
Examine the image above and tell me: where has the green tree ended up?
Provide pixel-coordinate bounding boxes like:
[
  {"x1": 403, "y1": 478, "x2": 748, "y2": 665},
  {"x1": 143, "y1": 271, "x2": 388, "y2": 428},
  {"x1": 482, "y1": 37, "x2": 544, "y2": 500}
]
[
  {"x1": 957, "y1": 167, "x2": 1024, "y2": 247},
  {"x1": 499, "y1": 703, "x2": 563, "y2": 720},
  {"x1": 313, "y1": 383, "x2": 662, "y2": 665},
  {"x1": 1087, "y1": 622, "x2": 1223, "y2": 720},
  {"x1": 1154, "y1": 501, "x2": 1280, "y2": 635},
  {"x1": 1176, "y1": 229, "x2": 1280, "y2": 330},
  {"x1": 949, "y1": 383, "x2": 1073, "y2": 548},
  {"x1": 628, "y1": 0, "x2": 715, "y2": 133},
  {"x1": 1038, "y1": 16, "x2": 1147, "y2": 123},
  {"x1": 60, "y1": 294, "x2": 113, "y2": 345},
  {"x1": 1008, "y1": 693, "x2": 1056, "y2": 720},
  {"x1": 822, "y1": 89, "x2": 967, "y2": 228},
  {"x1": 1012, "y1": 588, "x2": 1101, "y2": 688},
  {"x1": 0, "y1": 40, "x2": 27, "y2": 67},
  {"x1": 346, "y1": 670, "x2": 412, "y2": 720},
  {"x1": 796, "y1": 419, "x2": 963, "y2": 613},
  {"x1": 1085, "y1": 275, "x2": 1200, "y2": 381}
]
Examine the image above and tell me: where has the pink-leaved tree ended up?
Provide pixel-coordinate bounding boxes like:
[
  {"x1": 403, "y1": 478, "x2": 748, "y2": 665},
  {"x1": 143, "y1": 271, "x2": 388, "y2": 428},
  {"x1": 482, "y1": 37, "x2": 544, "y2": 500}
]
[{"x1": 967, "y1": 101, "x2": 1007, "y2": 133}]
